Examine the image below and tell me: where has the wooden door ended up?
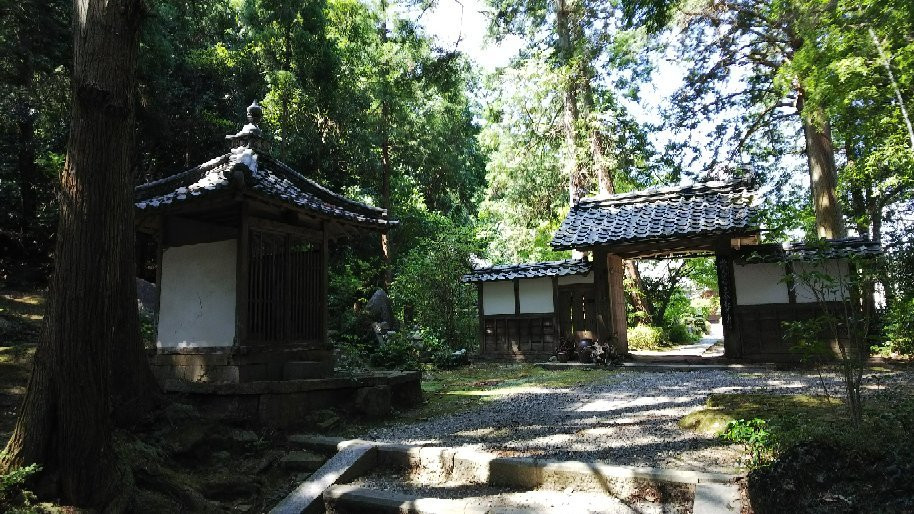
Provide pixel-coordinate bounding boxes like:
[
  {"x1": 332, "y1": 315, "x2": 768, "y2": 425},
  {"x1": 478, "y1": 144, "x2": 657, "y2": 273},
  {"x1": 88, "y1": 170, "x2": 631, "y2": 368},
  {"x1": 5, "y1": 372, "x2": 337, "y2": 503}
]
[{"x1": 557, "y1": 284, "x2": 596, "y2": 339}]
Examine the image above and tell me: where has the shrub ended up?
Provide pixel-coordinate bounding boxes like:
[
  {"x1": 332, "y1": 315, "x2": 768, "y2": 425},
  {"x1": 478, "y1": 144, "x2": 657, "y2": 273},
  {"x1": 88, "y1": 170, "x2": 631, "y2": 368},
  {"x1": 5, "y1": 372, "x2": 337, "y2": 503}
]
[
  {"x1": 369, "y1": 332, "x2": 420, "y2": 370},
  {"x1": 0, "y1": 462, "x2": 40, "y2": 513},
  {"x1": 390, "y1": 222, "x2": 479, "y2": 350},
  {"x1": 664, "y1": 322, "x2": 697, "y2": 345},
  {"x1": 721, "y1": 418, "x2": 776, "y2": 469},
  {"x1": 627, "y1": 325, "x2": 664, "y2": 350}
]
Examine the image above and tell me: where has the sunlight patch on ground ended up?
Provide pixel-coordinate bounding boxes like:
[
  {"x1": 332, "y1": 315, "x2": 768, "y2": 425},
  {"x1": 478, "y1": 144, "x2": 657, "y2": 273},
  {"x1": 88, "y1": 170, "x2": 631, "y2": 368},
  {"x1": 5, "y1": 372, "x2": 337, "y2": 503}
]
[
  {"x1": 447, "y1": 386, "x2": 565, "y2": 397},
  {"x1": 576, "y1": 395, "x2": 694, "y2": 412}
]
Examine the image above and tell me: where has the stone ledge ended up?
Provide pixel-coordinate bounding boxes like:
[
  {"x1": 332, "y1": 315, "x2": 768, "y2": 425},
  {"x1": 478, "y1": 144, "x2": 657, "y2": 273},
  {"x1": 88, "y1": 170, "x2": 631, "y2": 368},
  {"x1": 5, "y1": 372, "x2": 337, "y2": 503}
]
[
  {"x1": 164, "y1": 371, "x2": 421, "y2": 395},
  {"x1": 284, "y1": 436, "x2": 739, "y2": 487}
]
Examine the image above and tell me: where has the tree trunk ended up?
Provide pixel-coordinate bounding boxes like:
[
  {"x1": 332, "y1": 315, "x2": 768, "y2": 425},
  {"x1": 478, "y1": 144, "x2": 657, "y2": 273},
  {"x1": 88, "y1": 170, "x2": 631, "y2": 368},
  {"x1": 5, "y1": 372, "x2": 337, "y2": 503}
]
[
  {"x1": 15, "y1": 106, "x2": 38, "y2": 235},
  {"x1": 624, "y1": 260, "x2": 654, "y2": 322},
  {"x1": 1, "y1": 0, "x2": 149, "y2": 508},
  {"x1": 580, "y1": 67, "x2": 615, "y2": 195},
  {"x1": 378, "y1": 9, "x2": 393, "y2": 288},
  {"x1": 798, "y1": 92, "x2": 845, "y2": 239},
  {"x1": 555, "y1": 0, "x2": 585, "y2": 206}
]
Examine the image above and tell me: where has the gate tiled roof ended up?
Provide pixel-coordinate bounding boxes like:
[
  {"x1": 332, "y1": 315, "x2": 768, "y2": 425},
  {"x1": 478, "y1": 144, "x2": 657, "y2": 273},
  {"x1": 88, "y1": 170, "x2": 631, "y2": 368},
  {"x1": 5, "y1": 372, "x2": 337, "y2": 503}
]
[
  {"x1": 462, "y1": 259, "x2": 591, "y2": 282},
  {"x1": 550, "y1": 180, "x2": 758, "y2": 250}
]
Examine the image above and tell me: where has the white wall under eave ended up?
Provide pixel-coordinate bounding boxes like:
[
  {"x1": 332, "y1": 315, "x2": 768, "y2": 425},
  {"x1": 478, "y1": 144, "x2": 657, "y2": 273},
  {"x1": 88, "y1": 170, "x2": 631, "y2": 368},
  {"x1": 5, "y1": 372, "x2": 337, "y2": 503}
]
[
  {"x1": 794, "y1": 259, "x2": 850, "y2": 303},
  {"x1": 157, "y1": 239, "x2": 237, "y2": 348},
  {"x1": 482, "y1": 281, "x2": 515, "y2": 315},
  {"x1": 519, "y1": 277, "x2": 554, "y2": 313},
  {"x1": 734, "y1": 262, "x2": 789, "y2": 305},
  {"x1": 557, "y1": 272, "x2": 593, "y2": 285}
]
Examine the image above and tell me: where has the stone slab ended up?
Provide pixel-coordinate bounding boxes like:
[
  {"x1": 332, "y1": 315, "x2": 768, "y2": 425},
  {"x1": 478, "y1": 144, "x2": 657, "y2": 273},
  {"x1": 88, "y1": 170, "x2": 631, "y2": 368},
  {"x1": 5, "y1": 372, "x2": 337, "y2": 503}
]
[
  {"x1": 270, "y1": 443, "x2": 378, "y2": 514},
  {"x1": 693, "y1": 483, "x2": 742, "y2": 513},
  {"x1": 323, "y1": 485, "x2": 489, "y2": 514},
  {"x1": 279, "y1": 451, "x2": 327, "y2": 472}
]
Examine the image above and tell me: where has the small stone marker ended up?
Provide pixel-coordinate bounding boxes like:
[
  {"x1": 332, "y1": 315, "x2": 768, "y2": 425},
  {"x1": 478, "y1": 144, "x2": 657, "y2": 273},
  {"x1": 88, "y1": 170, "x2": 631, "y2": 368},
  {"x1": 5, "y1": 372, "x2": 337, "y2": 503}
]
[
  {"x1": 269, "y1": 443, "x2": 376, "y2": 514},
  {"x1": 693, "y1": 483, "x2": 741, "y2": 513}
]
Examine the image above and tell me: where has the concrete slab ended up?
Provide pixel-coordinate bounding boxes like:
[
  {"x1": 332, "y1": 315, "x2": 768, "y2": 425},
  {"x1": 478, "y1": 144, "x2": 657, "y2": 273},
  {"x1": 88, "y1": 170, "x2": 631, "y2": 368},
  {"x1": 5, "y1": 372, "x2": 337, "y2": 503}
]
[
  {"x1": 693, "y1": 482, "x2": 742, "y2": 513},
  {"x1": 279, "y1": 451, "x2": 326, "y2": 472},
  {"x1": 270, "y1": 443, "x2": 377, "y2": 514}
]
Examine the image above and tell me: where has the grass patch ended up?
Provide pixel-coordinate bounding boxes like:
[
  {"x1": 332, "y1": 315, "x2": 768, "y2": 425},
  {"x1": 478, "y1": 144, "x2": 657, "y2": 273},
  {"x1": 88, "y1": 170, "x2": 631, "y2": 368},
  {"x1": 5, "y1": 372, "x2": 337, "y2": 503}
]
[
  {"x1": 679, "y1": 393, "x2": 841, "y2": 436},
  {"x1": 336, "y1": 363, "x2": 615, "y2": 437}
]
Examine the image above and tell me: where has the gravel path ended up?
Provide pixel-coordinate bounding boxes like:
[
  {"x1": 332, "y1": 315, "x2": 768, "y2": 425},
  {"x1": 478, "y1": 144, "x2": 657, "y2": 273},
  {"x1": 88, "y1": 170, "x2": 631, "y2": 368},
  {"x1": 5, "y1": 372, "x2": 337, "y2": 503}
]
[{"x1": 364, "y1": 368, "x2": 912, "y2": 474}]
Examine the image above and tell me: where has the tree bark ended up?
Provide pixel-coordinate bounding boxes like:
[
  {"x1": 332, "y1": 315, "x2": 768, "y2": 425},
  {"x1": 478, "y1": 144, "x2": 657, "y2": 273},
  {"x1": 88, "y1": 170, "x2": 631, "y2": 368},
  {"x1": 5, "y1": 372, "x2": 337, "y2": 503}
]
[
  {"x1": 1, "y1": 0, "x2": 151, "y2": 508},
  {"x1": 378, "y1": 7, "x2": 393, "y2": 288},
  {"x1": 555, "y1": 0, "x2": 585, "y2": 206},
  {"x1": 15, "y1": 100, "x2": 38, "y2": 234},
  {"x1": 580, "y1": 67, "x2": 615, "y2": 195},
  {"x1": 797, "y1": 92, "x2": 845, "y2": 239},
  {"x1": 624, "y1": 260, "x2": 654, "y2": 322}
]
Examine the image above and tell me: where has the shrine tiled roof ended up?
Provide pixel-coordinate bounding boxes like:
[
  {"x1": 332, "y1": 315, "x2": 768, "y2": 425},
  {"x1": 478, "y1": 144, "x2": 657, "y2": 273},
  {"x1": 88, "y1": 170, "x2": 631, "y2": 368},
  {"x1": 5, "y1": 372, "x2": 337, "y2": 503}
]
[
  {"x1": 134, "y1": 101, "x2": 393, "y2": 229},
  {"x1": 550, "y1": 180, "x2": 758, "y2": 250},
  {"x1": 462, "y1": 259, "x2": 591, "y2": 283},
  {"x1": 740, "y1": 238, "x2": 882, "y2": 262}
]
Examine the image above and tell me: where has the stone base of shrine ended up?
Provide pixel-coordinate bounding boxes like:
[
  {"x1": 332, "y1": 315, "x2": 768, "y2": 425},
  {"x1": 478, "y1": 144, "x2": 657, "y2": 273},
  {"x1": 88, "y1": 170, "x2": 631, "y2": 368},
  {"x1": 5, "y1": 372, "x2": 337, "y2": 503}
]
[
  {"x1": 150, "y1": 343, "x2": 334, "y2": 384},
  {"x1": 161, "y1": 371, "x2": 422, "y2": 428}
]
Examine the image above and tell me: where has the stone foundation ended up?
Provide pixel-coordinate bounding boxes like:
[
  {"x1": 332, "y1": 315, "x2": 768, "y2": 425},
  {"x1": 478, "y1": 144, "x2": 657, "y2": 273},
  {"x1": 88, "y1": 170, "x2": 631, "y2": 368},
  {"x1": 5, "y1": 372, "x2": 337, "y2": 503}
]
[
  {"x1": 163, "y1": 371, "x2": 422, "y2": 428},
  {"x1": 150, "y1": 344, "x2": 334, "y2": 384}
]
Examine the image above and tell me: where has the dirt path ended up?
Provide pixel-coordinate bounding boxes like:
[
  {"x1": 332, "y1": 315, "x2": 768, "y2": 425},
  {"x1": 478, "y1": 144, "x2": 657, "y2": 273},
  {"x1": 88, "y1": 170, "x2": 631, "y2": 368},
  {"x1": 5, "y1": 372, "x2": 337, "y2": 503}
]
[{"x1": 364, "y1": 368, "x2": 909, "y2": 474}]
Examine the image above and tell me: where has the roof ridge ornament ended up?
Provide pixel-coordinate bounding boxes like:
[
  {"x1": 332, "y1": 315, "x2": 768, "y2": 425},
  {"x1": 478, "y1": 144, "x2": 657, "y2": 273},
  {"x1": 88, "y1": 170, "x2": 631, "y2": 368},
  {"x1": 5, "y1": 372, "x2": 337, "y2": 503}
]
[{"x1": 226, "y1": 99, "x2": 269, "y2": 152}]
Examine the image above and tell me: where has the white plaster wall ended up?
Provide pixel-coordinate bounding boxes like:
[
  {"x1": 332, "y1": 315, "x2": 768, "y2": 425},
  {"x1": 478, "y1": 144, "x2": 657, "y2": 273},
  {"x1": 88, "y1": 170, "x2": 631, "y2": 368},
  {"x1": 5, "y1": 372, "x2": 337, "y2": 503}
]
[
  {"x1": 734, "y1": 262, "x2": 789, "y2": 305},
  {"x1": 519, "y1": 277, "x2": 554, "y2": 313},
  {"x1": 794, "y1": 259, "x2": 849, "y2": 303},
  {"x1": 157, "y1": 239, "x2": 237, "y2": 348},
  {"x1": 557, "y1": 272, "x2": 593, "y2": 285},
  {"x1": 482, "y1": 281, "x2": 516, "y2": 315}
]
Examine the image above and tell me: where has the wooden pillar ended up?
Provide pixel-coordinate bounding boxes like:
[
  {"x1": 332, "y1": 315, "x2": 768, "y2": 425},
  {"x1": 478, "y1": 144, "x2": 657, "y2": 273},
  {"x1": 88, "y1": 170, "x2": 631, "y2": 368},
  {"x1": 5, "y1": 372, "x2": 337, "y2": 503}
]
[
  {"x1": 235, "y1": 203, "x2": 249, "y2": 346},
  {"x1": 513, "y1": 279, "x2": 520, "y2": 315},
  {"x1": 606, "y1": 253, "x2": 628, "y2": 355},
  {"x1": 551, "y1": 276, "x2": 560, "y2": 339},
  {"x1": 592, "y1": 248, "x2": 609, "y2": 342},
  {"x1": 321, "y1": 222, "x2": 329, "y2": 347},
  {"x1": 715, "y1": 254, "x2": 741, "y2": 358},
  {"x1": 477, "y1": 282, "x2": 485, "y2": 355}
]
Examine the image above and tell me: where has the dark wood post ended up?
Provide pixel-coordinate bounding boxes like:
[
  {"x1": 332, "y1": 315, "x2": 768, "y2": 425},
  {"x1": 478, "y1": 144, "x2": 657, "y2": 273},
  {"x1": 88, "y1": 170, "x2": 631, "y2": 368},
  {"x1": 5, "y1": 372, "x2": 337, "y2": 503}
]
[
  {"x1": 235, "y1": 202, "x2": 249, "y2": 345},
  {"x1": 514, "y1": 279, "x2": 520, "y2": 315},
  {"x1": 606, "y1": 253, "x2": 628, "y2": 354},
  {"x1": 715, "y1": 253, "x2": 741, "y2": 358},
  {"x1": 592, "y1": 248, "x2": 609, "y2": 342},
  {"x1": 321, "y1": 222, "x2": 329, "y2": 347},
  {"x1": 476, "y1": 282, "x2": 485, "y2": 356}
]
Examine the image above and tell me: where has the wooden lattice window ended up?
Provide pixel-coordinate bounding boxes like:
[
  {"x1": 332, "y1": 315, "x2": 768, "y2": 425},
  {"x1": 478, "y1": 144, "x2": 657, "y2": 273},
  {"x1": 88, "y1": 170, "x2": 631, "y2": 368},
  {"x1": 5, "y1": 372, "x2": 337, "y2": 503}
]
[{"x1": 248, "y1": 230, "x2": 322, "y2": 344}]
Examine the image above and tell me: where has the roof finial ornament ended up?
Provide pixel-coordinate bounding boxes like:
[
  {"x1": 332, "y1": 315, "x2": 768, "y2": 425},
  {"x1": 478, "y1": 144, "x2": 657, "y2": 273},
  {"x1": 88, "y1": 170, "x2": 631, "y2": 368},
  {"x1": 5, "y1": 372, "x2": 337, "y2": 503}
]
[
  {"x1": 227, "y1": 99, "x2": 267, "y2": 151},
  {"x1": 247, "y1": 100, "x2": 263, "y2": 126}
]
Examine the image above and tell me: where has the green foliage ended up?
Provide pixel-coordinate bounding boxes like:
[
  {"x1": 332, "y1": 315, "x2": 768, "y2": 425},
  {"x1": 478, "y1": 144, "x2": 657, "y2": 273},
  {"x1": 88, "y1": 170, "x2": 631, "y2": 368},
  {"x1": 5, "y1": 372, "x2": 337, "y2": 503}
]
[
  {"x1": 626, "y1": 325, "x2": 664, "y2": 350},
  {"x1": 664, "y1": 321, "x2": 698, "y2": 345},
  {"x1": 390, "y1": 219, "x2": 479, "y2": 350},
  {"x1": 369, "y1": 332, "x2": 419, "y2": 370},
  {"x1": 721, "y1": 418, "x2": 775, "y2": 469},
  {"x1": 783, "y1": 317, "x2": 833, "y2": 363},
  {"x1": 139, "y1": 314, "x2": 156, "y2": 351},
  {"x1": 0, "y1": 462, "x2": 41, "y2": 513}
]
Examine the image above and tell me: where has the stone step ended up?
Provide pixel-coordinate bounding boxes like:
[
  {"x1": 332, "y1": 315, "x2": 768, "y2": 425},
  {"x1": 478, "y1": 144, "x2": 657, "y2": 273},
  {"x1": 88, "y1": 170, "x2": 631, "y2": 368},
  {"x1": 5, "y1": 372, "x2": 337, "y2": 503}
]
[
  {"x1": 283, "y1": 361, "x2": 331, "y2": 380},
  {"x1": 279, "y1": 450, "x2": 327, "y2": 472},
  {"x1": 322, "y1": 484, "x2": 688, "y2": 514}
]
